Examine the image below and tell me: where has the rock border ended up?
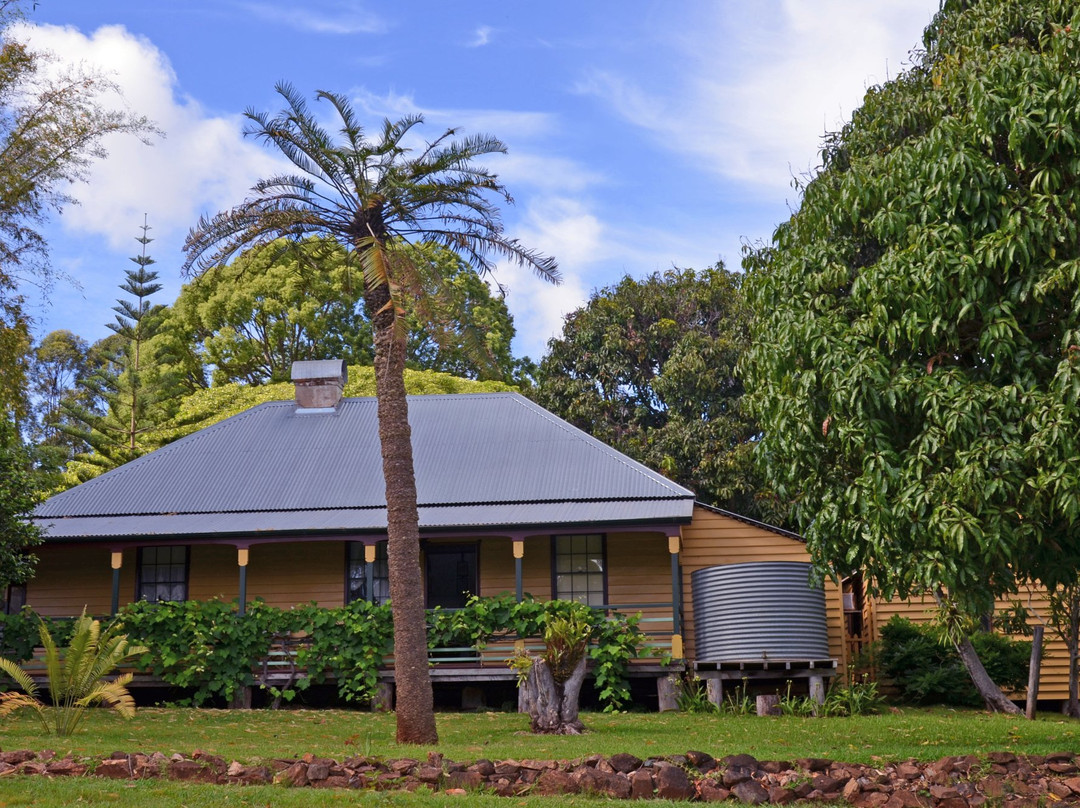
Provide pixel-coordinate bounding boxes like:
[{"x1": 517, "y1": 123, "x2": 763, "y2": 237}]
[{"x1": 2, "y1": 748, "x2": 1079, "y2": 804}]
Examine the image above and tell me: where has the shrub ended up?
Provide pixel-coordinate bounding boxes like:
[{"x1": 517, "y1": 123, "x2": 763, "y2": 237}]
[
  {"x1": 877, "y1": 616, "x2": 1031, "y2": 706},
  {"x1": 0, "y1": 611, "x2": 145, "y2": 736}
]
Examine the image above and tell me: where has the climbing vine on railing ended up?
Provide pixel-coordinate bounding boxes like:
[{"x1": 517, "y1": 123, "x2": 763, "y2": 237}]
[{"x1": 16, "y1": 595, "x2": 647, "y2": 710}]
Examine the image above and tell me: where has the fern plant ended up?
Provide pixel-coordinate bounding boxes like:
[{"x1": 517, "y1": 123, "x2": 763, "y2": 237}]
[{"x1": 0, "y1": 611, "x2": 146, "y2": 736}]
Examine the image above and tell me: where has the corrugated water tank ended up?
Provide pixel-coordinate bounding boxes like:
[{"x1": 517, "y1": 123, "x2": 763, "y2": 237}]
[{"x1": 691, "y1": 561, "x2": 829, "y2": 662}]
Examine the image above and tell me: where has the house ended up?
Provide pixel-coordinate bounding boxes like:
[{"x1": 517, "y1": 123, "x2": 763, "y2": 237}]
[{"x1": 25, "y1": 360, "x2": 850, "y2": 705}]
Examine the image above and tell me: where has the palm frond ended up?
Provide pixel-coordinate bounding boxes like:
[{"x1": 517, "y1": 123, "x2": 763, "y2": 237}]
[{"x1": 0, "y1": 656, "x2": 39, "y2": 699}]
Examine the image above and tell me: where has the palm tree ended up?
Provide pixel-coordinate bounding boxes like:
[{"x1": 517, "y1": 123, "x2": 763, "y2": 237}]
[
  {"x1": 182, "y1": 83, "x2": 559, "y2": 744},
  {"x1": 0, "y1": 611, "x2": 146, "y2": 736}
]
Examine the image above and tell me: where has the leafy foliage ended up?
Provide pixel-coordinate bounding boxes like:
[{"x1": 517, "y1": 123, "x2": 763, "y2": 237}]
[
  {"x1": 534, "y1": 265, "x2": 781, "y2": 522},
  {"x1": 114, "y1": 594, "x2": 643, "y2": 711},
  {"x1": 118, "y1": 599, "x2": 293, "y2": 706},
  {"x1": 0, "y1": 608, "x2": 71, "y2": 663},
  {"x1": 743, "y1": 0, "x2": 1080, "y2": 614},
  {"x1": 163, "y1": 239, "x2": 526, "y2": 388},
  {"x1": 0, "y1": 611, "x2": 145, "y2": 736},
  {"x1": 0, "y1": 415, "x2": 39, "y2": 587},
  {"x1": 62, "y1": 220, "x2": 181, "y2": 483},
  {"x1": 876, "y1": 616, "x2": 1031, "y2": 706}
]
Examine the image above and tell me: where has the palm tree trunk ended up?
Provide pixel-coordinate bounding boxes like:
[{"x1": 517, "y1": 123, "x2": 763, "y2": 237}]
[{"x1": 367, "y1": 280, "x2": 438, "y2": 745}]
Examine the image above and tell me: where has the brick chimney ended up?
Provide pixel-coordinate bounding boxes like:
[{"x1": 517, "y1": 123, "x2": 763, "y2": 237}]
[{"x1": 291, "y1": 359, "x2": 348, "y2": 410}]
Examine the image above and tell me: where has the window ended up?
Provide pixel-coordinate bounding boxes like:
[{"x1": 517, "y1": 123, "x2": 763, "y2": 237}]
[
  {"x1": 4, "y1": 583, "x2": 26, "y2": 614},
  {"x1": 553, "y1": 534, "x2": 606, "y2": 606},
  {"x1": 347, "y1": 542, "x2": 389, "y2": 605},
  {"x1": 136, "y1": 546, "x2": 188, "y2": 602},
  {"x1": 424, "y1": 544, "x2": 477, "y2": 609}
]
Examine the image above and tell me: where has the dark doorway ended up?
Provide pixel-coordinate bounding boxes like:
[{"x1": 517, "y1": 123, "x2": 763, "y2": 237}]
[{"x1": 425, "y1": 544, "x2": 478, "y2": 608}]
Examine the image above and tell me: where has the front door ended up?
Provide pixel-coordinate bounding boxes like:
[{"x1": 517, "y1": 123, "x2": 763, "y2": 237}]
[{"x1": 425, "y1": 544, "x2": 478, "y2": 609}]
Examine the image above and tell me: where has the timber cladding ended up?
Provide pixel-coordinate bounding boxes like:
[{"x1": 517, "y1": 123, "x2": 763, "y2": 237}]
[{"x1": 870, "y1": 588, "x2": 1072, "y2": 701}]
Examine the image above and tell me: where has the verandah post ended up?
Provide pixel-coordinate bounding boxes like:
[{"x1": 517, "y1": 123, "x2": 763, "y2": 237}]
[
  {"x1": 513, "y1": 539, "x2": 524, "y2": 602},
  {"x1": 669, "y1": 533, "x2": 683, "y2": 659},
  {"x1": 237, "y1": 547, "x2": 249, "y2": 616},
  {"x1": 110, "y1": 551, "x2": 123, "y2": 616}
]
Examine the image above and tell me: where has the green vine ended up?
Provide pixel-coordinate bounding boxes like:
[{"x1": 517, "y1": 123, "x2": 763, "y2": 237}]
[{"x1": 11, "y1": 594, "x2": 647, "y2": 710}]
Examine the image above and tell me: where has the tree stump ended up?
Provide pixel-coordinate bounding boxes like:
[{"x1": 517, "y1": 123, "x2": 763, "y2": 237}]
[
  {"x1": 518, "y1": 655, "x2": 587, "y2": 734},
  {"x1": 756, "y1": 694, "x2": 780, "y2": 716}
]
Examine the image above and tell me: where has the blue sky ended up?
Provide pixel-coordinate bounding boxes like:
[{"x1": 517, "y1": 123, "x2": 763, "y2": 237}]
[{"x1": 21, "y1": 1, "x2": 940, "y2": 362}]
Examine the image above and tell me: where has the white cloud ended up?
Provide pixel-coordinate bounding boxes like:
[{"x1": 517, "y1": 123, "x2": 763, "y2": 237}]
[
  {"x1": 19, "y1": 22, "x2": 285, "y2": 250},
  {"x1": 469, "y1": 26, "x2": 493, "y2": 48},
  {"x1": 239, "y1": 1, "x2": 386, "y2": 35},
  {"x1": 497, "y1": 197, "x2": 602, "y2": 359},
  {"x1": 581, "y1": 0, "x2": 938, "y2": 194}
]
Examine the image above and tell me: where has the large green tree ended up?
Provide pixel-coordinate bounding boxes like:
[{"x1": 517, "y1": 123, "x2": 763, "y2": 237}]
[
  {"x1": 0, "y1": 2, "x2": 154, "y2": 414},
  {"x1": 0, "y1": 414, "x2": 40, "y2": 592},
  {"x1": 183, "y1": 84, "x2": 558, "y2": 743},
  {"x1": 743, "y1": 0, "x2": 1080, "y2": 714},
  {"x1": 26, "y1": 329, "x2": 92, "y2": 488},
  {"x1": 165, "y1": 239, "x2": 523, "y2": 387},
  {"x1": 534, "y1": 265, "x2": 778, "y2": 521}
]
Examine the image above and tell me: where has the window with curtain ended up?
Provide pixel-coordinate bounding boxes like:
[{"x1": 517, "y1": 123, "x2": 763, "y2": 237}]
[
  {"x1": 553, "y1": 534, "x2": 606, "y2": 606},
  {"x1": 347, "y1": 542, "x2": 390, "y2": 604},
  {"x1": 136, "y1": 545, "x2": 189, "y2": 602}
]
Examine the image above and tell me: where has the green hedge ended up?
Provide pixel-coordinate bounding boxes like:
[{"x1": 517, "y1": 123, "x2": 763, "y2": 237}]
[{"x1": 876, "y1": 616, "x2": 1032, "y2": 706}]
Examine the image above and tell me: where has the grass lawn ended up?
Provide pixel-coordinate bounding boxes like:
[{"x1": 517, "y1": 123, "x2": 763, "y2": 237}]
[{"x1": 0, "y1": 707, "x2": 1077, "y2": 806}]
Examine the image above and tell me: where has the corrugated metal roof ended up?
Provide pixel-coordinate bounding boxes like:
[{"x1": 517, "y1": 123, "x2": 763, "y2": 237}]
[
  {"x1": 37, "y1": 500, "x2": 691, "y2": 540},
  {"x1": 36, "y1": 393, "x2": 695, "y2": 540}
]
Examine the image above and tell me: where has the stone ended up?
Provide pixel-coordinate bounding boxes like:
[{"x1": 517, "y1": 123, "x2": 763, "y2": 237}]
[
  {"x1": 472, "y1": 759, "x2": 495, "y2": 776},
  {"x1": 169, "y1": 759, "x2": 219, "y2": 783},
  {"x1": 851, "y1": 792, "x2": 889, "y2": 808},
  {"x1": 887, "y1": 791, "x2": 929, "y2": 808},
  {"x1": 843, "y1": 779, "x2": 861, "y2": 801},
  {"x1": 273, "y1": 761, "x2": 308, "y2": 788},
  {"x1": 1047, "y1": 762, "x2": 1078, "y2": 774},
  {"x1": 314, "y1": 775, "x2": 351, "y2": 789},
  {"x1": 574, "y1": 767, "x2": 631, "y2": 798},
  {"x1": 45, "y1": 758, "x2": 85, "y2": 777},
  {"x1": 629, "y1": 768, "x2": 654, "y2": 799},
  {"x1": 610, "y1": 753, "x2": 644, "y2": 774},
  {"x1": 732, "y1": 778, "x2": 771, "y2": 805},
  {"x1": 762, "y1": 760, "x2": 794, "y2": 774},
  {"x1": 814, "y1": 774, "x2": 849, "y2": 792},
  {"x1": 390, "y1": 758, "x2": 418, "y2": 775},
  {"x1": 725, "y1": 754, "x2": 762, "y2": 770},
  {"x1": 895, "y1": 763, "x2": 922, "y2": 780},
  {"x1": 237, "y1": 766, "x2": 272, "y2": 785},
  {"x1": 699, "y1": 780, "x2": 730, "y2": 802},
  {"x1": 687, "y1": 750, "x2": 716, "y2": 770},
  {"x1": 724, "y1": 767, "x2": 754, "y2": 787},
  {"x1": 1048, "y1": 781, "x2": 1073, "y2": 799},
  {"x1": 768, "y1": 785, "x2": 796, "y2": 804},
  {"x1": 446, "y1": 770, "x2": 483, "y2": 790},
  {"x1": 800, "y1": 758, "x2": 834, "y2": 772},
  {"x1": 929, "y1": 785, "x2": 960, "y2": 800},
  {"x1": 986, "y1": 752, "x2": 1017, "y2": 766},
  {"x1": 937, "y1": 798, "x2": 968, "y2": 808},
  {"x1": 307, "y1": 762, "x2": 330, "y2": 781},
  {"x1": 655, "y1": 764, "x2": 695, "y2": 800},
  {"x1": 0, "y1": 751, "x2": 35, "y2": 765},
  {"x1": 495, "y1": 760, "x2": 522, "y2": 777},
  {"x1": 534, "y1": 769, "x2": 578, "y2": 796},
  {"x1": 94, "y1": 758, "x2": 132, "y2": 779},
  {"x1": 416, "y1": 765, "x2": 442, "y2": 784},
  {"x1": 226, "y1": 761, "x2": 245, "y2": 777}
]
